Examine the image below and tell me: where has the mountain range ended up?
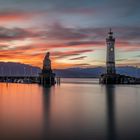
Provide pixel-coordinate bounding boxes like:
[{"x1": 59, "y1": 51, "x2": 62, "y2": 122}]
[{"x1": 0, "y1": 62, "x2": 139, "y2": 78}]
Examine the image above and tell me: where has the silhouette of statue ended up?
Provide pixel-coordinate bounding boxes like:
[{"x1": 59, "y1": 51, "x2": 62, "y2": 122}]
[
  {"x1": 43, "y1": 52, "x2": 51, "y2": 71},
  {"x1": 40, "y1": 52, "x2": 55, "y2": 86},
  {"x1": 42, "y1": 52, "x2": 52, "y2": 74}
]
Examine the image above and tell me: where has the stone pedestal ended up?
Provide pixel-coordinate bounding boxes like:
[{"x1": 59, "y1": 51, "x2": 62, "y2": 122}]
[{"x1": 39, "y1": 72, "x2": 55, "y2": 86}]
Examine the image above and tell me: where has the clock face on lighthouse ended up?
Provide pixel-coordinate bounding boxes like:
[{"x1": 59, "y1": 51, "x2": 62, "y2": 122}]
[{"x1": 110, "y1": 48, "x2": 113, "y2": 51}]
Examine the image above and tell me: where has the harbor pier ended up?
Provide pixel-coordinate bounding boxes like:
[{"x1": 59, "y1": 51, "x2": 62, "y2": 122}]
[
  {"x1": 0, "y1": 76, "x2": 39, "y2": 83},
  {"x1": 0, "y1": 52, "x2": 56, "y2": 86}
]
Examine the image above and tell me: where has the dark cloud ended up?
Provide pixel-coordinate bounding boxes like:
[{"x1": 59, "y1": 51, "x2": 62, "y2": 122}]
[
  {"x1": 41, "y1": 24, "x2": 140, "y2": 48},
  {"x1": 0, "y1": 0, "x2": 139, "y2": 27},
  {"x1": 114, "y1": 27, "x2": 140, "y2": 40},
  {"x1": 0, "y1": 24, "x2": 140, "y2": 49},
  {"x1": 69, "y1": 56, "x2": 87, "y2": 60},
  {"x1": 66, "y1": 41, "x2": 104, "y2": 46},
  {"x1": 43, "y1": 23, "x2": 109, "y2": 41},
  {"x1": 0, "y1": 27, "x2": 38, "y2": 40},
  {"x1": 45, "y1": 23, "x2": 88, "y2": 40},
  {"x1": 52, "y1": 49, "x2": 93, "y2": 59},
  {"x1": 73, "y1": 63, "x2": 91, "y2": 67}
]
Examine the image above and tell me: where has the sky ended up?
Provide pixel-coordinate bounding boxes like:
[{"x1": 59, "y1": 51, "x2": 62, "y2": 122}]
[{"x1": 0, "y1": 0, "x2": 140, "y2": 69}]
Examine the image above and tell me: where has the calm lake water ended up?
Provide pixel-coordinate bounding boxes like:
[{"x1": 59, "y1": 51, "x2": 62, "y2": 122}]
[{"x1": 0, "y1": 78, "x2": 140, "y2": 140}]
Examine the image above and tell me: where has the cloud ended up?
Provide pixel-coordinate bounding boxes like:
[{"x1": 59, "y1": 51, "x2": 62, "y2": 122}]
[
  {"x1": 44, "y1": 22, "x2": 89, "y2": 40},
  {"x1": 1, "y1": 24, "x2": 139, "y2": 48},
  {"x1": 0, "y1": 41, "x2": 93, "y2": 68},
  {"x1": 39, "y1": 24, "x2": 140, "y2": 47},
  {"x1": 0, "y1": 23, "x2": 139, "y2": 68},
  {"x1": 0, "y1": 27, "x2": 38, "y2": 41},
  {"x1": 69, "y1": 56, "x2": 87, "y2": 60},
  {"x1": 72, "y1": 63, "x2": 91, "y2": 67},
  {"x1": 116, "y1": 58, "x2": 128, "y2": 62},
  {"x1": 115, "y1": 27, "x2": 140, "y2": 40},
  {"x1": 52, "y1": 49, "x2": 93, "y2": 59},
  {"x1": 66, "y1": 41, "x2": 104, "y2": 46},
  {"x1": 55, "y1": 8, "x2": 96, "y2": 15}
]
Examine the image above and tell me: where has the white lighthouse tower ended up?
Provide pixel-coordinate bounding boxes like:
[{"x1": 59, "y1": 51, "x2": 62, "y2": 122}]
[{"x1": 106, "y1": 29, "x2": 116, "y2": 74}]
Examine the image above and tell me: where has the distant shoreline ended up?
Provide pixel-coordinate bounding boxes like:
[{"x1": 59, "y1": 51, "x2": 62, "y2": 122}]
[{"x1": 57, "y1": 77, "x2": 99, "y2": 78}]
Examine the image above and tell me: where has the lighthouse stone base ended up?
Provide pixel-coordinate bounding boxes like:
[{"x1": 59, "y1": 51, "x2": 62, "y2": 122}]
[
  {"x1": 39, "y1": 71, "x2": 56, "y2": 86},
  {"x1": 99, "y1": 73, "x2": 140, "y2": 84}
]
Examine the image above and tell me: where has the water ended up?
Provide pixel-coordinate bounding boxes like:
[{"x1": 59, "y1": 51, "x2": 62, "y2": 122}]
[{"x1": 0, "y1": 79, "x2": 140, "y2": 140}]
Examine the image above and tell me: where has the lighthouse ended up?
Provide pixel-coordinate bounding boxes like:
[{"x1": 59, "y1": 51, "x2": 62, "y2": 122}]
[
  {"x1": 106, "y1": 29, "x2": 116, "y2": 74},
  {"x1": 100, "y1": 29, "x2": 138, "y2": 84}
]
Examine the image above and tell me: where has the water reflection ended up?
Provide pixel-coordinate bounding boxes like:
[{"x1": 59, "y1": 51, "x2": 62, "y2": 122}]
[
  {"x1": 42, "y1": 86, "x2": 52, "y2": 139},
  {"x1": 105, "y1": 85, "x2": 140, "y2": 140},
  {"x1": 0, "y1": 83, "x2": 44, "y2": 140},
  {"x1": 41, "y1": 84, "x2": 107, "y2": 140},
  {"x1": 0, "y1": 81, "x2": 140, "y2": 140},
  {"x1": 105, "y1": 85, "x2": 117, "y2": 140}
]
